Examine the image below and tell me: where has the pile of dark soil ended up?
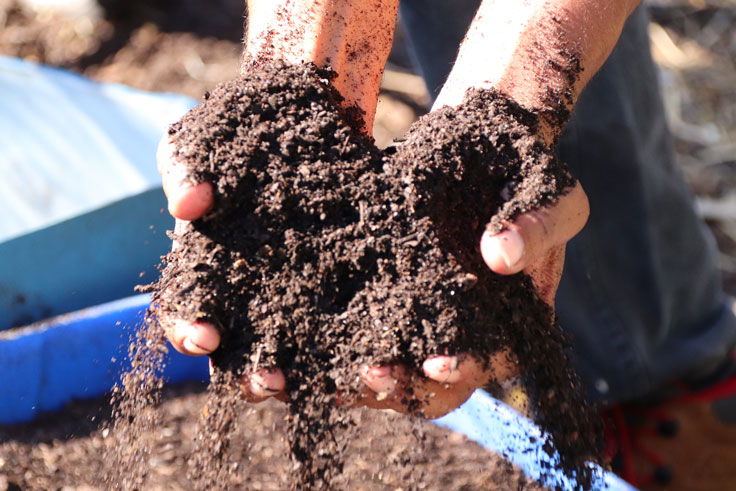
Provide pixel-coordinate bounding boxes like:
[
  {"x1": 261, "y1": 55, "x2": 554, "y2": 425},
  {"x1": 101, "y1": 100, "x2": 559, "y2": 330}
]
[
  {"x1": 120, "y1": 61, "x2": 601, "y2": 490},
  {"x1": 0, "y1": 382, "x2": 544, "y2": 491},
  {"x1": 1, "y1": 3, "x2": 598, "y2": 489}
]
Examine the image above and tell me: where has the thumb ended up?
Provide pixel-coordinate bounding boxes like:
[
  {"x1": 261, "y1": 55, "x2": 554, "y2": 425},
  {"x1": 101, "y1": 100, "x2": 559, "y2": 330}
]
[
  {"x1": 480, "y1": 183, "x2": 589, "y2": 275},
  {"x1": 157, "y1": 136, "x2": 214, "y2": 221}
]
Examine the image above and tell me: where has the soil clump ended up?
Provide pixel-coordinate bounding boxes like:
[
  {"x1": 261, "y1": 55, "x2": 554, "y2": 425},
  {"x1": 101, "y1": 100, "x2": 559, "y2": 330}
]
[{"x1": 122, "y1": 60, "x2": 600, "y2": 489}]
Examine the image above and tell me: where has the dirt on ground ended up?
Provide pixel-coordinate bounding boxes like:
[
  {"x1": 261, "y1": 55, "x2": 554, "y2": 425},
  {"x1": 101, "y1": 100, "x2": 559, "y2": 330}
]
[{"x1": 0, "y1": 382, "x2": 546, "y2": 491}]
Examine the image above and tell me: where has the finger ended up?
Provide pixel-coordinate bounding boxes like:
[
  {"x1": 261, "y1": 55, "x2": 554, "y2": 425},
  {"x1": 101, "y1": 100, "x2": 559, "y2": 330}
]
[
  {"x1": 360, "y1": 365, "x2": 399, "y2": 395},
  {"x1": 157, "y1": 136, "x2": 214, "y2": 221},
  {"x1": 367, "y1": 364, "x2": 481, "y2": 419},
  {"x1": 422, "y1": 355, "x2": 461, "y2": 383},
  {"x1": 240, "y1": 368, "x2": 288, "y2": 403},
  {"x1": 156, "y1": 136, "x2": 175, "y2": 176},
  {"x1": 525, "y1": 245, "x2": 565, "y2": 306},
  {"x1": 481, "y1": 182, "x2": 589, "y2": 275},
  {"x1": 359, "y1": 353, "x2": 517, "y2": 419},
  {"x1": 422, "y1": 351, "x2": 517, "y2": 386},
  {"x1": 170, "y1": 218, "x2": 188, "y2": 252},
  {"x1": 356, "y1": 364, "x2": 413, "y2": 412},
  {"x1": 167, "y1": 319, "x2": 221, "y2": 356},
  {"x1": 333, "y1": 365, "x2": 394, "y2": 409}
]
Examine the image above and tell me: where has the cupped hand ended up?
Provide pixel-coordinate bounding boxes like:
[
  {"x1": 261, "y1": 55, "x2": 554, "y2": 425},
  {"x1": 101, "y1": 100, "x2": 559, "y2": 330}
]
[
  {"x1": 158, "y1": 137, "x2": 287, "y2": 403},
  {"x1": 358, "y1": 351, "x2": 517, "y2": 419},
  {"x1": 480, "y1": 183, "x2": 589, "y2": 305},
  {"x1": 158, "y1": 138, "x2": 214, "y2": 221},
  {"x1": 157, "y1": 136, "x2": 588, "y2": 415},
  {"x1": 357, "y1": 183, "x2": 589, "y2": 418}
]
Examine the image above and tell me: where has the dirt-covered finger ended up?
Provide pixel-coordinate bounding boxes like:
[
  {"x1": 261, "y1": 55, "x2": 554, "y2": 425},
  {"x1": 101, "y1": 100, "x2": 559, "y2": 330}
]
[
  {"x1": 355, "y1": 364, "x2": 412, "y2": 412},
  {"x1": 166, "y1": 318, "x2": 221, "y2": 356},
  {"x1": 524, "y1": 245, "x2": 566, "y2": 306},
  {"x1": 481, "y1": 182, "x2": 588, "y2": 275},
  {"x1": 157, "y1": 136, "x2": 214, "y2": 220},
  {"x1": 358, "y1": 359, "x2": 506, "y2": 419},
  {"x1": 156, "y1": 136, "x2": 176, "y2": 176},
  {"x1": 239, "y1": 368, "x2": 288, "y2": 403},
  {"x1": 363, "y1": 368, "x2": 477, "y2": 420},
  {"x1": 422, "y1": 351, "x2": 517, "y2": 386}
]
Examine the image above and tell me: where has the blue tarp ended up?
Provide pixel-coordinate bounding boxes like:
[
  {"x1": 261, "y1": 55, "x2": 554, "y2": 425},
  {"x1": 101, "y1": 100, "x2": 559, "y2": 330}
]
[
  {"x1": 0, "y1": 56, "x2": 195, "y2": 330},
  {"x1": 0, "y1": 55, "x2": 195, "y2": 243},
  {"x1": 0, "y1": 293, "x2": 632, "y2": 490},
  {"x1": 0, "y1": 294, "x2": 208, "y2": 424}
]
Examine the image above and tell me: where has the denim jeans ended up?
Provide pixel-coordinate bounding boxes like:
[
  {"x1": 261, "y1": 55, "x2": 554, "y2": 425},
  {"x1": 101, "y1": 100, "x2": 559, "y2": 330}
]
[{"x1": 399, "y1": 1, "x2": 736, "y2": 404}]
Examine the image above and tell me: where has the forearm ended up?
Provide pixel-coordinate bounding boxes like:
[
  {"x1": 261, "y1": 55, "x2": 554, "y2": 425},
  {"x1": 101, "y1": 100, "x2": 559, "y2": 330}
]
[
  {"x1": 435, "y1": 0, "x2": 640, "y2": 142},
  {"x1": 244, "y1": 0, "x2": 399, "y2": 133}
]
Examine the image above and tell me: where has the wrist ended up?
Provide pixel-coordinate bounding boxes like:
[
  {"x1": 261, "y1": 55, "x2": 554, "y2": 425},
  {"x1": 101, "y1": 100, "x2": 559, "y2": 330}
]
[
  {"x1": 243, "y1": 0, "x2": 399, "y2": 134},
  {"x1": 433, "y1": 0, "x2": 638, "y2": 145}
]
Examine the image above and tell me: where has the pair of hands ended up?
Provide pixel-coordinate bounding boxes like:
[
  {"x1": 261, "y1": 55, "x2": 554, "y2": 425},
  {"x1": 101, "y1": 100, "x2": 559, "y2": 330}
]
[{"x1": 158, "y1": 134, "x2": 589, "y2": 418}]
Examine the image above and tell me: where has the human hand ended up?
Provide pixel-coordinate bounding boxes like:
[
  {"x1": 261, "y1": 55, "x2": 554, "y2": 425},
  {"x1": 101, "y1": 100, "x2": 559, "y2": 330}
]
[
  {"x1": 481, "y1": 182, "x2": 589, "y2": 306},
  {"x1": 158, "y1": 136, "x2": 289, "y2": 402},
  {"x1": 158, "y1": 134, "x2": 587, "y2": 416},
  {"x1": 158, "y1": 135, "x2": 507, "y2": 412},
  {"x1": 156, "y1": 0, "x2": 401, "y2": 405},
  {"x1": 357, "y1": 183, "x2": 589, "y2": 418}
]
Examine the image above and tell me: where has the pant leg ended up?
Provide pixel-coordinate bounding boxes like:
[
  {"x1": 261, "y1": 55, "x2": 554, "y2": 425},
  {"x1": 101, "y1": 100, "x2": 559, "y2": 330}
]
[
  {"x1": 399, "y1": 0, "x2": 736, "y2": 404},
  {"x1": 398, "y1": 0, "x2": 480, "y2": 99},
  {"x1": 554, "y1": 5, "x2": 736, "y2": 404}
]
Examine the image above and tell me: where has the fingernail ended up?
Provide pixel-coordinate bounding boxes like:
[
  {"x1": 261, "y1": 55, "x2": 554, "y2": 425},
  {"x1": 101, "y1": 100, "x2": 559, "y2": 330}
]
[
  {"x1": 423, "y1": 357, "x2": 450, "y2": 375},
  {"x1": 491, "y1": 230, "x2": 524, "y2": 269},
  {"x1": 367, "y1": 366, "x2": 392, "y2": 378},
  {"x1": 360, "y1": 364, "x2": 392, "y2": 378},
  {"x1": 423, "y1": 356, "x2": 459, "y2": 383},
  {"x1": 177, "y1": 321, "x2": 219, "y2": 355},
  {"x1": 361, "y1": 365, "x2": 398, "y2": 394},
  {"x1": 170, "y1": 182, "x2": 194, "y2": 206},
  {"x1": 182, "y1": 336, "x2": 211, "y2": 355},
  {"x1": 250, "y1": 374, "x2": 280, "y2": 396}
]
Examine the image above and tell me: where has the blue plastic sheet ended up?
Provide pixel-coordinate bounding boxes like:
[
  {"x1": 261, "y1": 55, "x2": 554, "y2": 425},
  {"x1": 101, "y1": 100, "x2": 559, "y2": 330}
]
[
  {"x1": 0, "y1": 292, "x2": 633, "y2": 489},
  {"x1": 0, "y1": 187, "x2": 174, "y2": 332},
  {"x1": 435, "y1": 391, "x2": 636, "y2": 490},
  {"x1": 0, "y1": 56, "x2": 191, "y2": 330},
  {"x1": 0, "y1": 294, "x2": 207, "y2": 424},
  {"x1": 0, "y1": 56, "x2": 195, "y2": 242}
]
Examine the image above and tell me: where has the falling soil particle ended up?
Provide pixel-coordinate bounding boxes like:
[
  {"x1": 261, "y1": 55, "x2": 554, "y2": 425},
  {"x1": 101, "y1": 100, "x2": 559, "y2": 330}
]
[{"x1": 117, "y1": 61, "x2": 600, "y2": 490}]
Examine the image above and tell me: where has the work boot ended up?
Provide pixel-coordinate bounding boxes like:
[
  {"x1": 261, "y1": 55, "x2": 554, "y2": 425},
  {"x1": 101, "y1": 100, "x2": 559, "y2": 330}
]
[{"x1": 602, "y1": 355, "x2": 736, "y2": 490}]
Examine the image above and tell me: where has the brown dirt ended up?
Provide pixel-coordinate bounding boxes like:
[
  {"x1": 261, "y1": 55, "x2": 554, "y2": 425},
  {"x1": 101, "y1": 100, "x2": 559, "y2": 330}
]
[
  {"x1": 0, "y1": 0, "x2": 245, "y2": 99},
  {"x1": 125, "y1": 60, "x2": 599, "y2": 490},
  {"x1": 0, "y1": 382, "x2": 546, "y2": 491}
]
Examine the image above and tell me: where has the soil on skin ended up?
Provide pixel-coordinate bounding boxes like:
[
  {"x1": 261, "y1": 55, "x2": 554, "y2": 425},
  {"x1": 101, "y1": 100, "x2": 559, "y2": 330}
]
[{"x1": 120, "y1": 61, "x2": 601, "y2": 490}]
